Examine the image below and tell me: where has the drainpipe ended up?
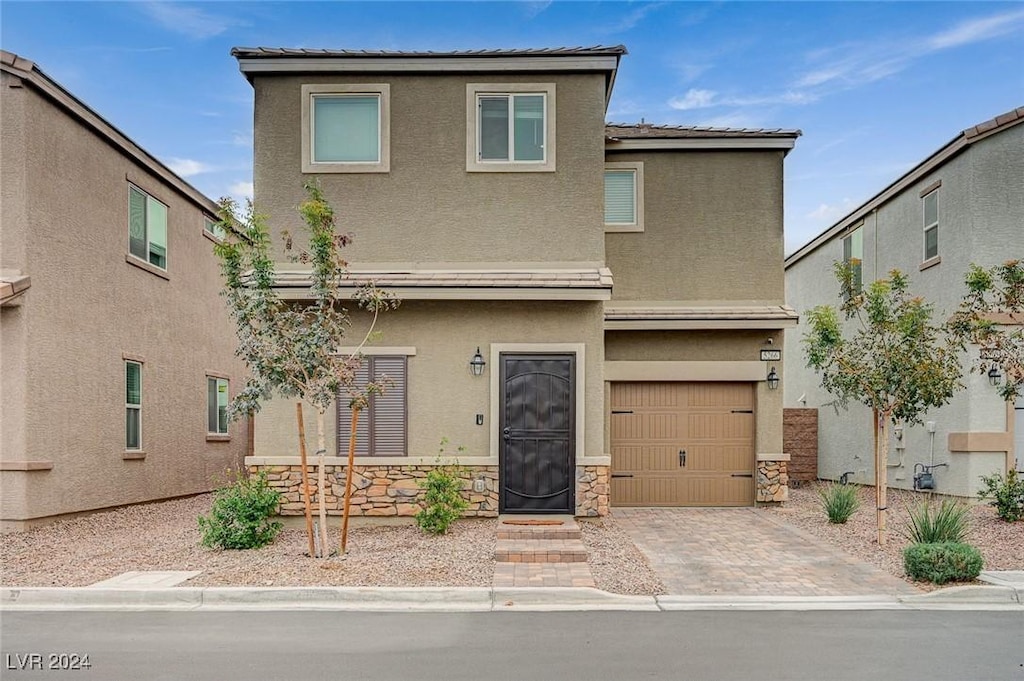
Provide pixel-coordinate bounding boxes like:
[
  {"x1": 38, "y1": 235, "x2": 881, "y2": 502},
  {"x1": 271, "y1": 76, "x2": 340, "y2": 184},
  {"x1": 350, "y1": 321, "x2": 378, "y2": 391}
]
[{"x1": 872, "y1": 208, "x2": 878, "y2": 280}]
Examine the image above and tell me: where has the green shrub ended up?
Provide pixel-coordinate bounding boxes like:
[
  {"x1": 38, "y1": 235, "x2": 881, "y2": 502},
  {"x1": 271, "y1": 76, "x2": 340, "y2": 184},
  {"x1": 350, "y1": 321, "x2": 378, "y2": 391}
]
[
  {"x1": 978, "y1": 468, "x2": 1024, "y2": 522},
  {"x1": 904, "y1": 498, "x2": 970, "y2": 544},
  {"x1": 818, "y1": 482, "x2": 860, "y2": 524},
  {"x1": 903, "y1": 542, "x2": 983, "y2": 584},
  {"x1": 198, "y1": 471, "x2": 283, "y2": 550},
  {"x1": 416, "y1": 439, "x2": 470, "y2": 535}
]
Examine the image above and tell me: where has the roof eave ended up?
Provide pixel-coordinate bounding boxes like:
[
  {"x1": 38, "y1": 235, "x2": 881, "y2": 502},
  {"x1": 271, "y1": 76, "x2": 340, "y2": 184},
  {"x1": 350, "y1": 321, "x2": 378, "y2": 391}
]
[{"x1": 605, "y1": 137, "x2": 798, "y2": 152}]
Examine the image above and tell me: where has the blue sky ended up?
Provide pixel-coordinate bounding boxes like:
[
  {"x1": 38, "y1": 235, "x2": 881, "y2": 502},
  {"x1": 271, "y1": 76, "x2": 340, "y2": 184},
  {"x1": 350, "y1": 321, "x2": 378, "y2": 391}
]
[{"x1": 2, "y1": 1, "x2": 1021, "y2": 253}]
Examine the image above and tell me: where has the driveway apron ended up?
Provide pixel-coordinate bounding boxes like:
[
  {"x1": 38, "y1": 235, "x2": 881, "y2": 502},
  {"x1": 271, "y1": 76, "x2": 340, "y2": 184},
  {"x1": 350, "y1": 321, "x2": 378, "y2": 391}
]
[{"x1": 613, "y1": 508, "x2": 919, "y2": 596}]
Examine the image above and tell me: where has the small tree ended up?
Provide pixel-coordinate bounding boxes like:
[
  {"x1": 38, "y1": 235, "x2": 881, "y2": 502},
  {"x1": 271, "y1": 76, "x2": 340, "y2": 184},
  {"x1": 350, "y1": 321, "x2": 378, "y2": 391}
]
[
  {"x1": 803, "y1": 265, "x2": 962, "y2": 545},
  {"x1": 214, "y1": 183, "x2": 397, "y2": 556},
  {"x1": 948, "y1": 260, "x2": 1024, "y2": 402}
]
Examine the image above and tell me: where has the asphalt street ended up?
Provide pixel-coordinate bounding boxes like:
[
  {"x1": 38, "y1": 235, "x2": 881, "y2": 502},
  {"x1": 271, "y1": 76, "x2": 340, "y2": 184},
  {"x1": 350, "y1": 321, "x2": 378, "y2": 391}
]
[{"x1": 3, "y1": 610, "x2": 1022, "y2": 681}]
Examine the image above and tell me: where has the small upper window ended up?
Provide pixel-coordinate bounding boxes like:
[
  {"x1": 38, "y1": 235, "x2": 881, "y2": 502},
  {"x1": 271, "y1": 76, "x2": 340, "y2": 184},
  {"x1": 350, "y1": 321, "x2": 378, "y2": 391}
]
[
  {"x1": 466, "y1": 83, "x2": 555, "y2": 172},
  {"x1": 842, "y1": 225, "x2": 863, "y2": 293},
  {"x1": 923, "y1": 189, "x2": 939, "y2": 261},
  {"x1": 604, "y1": 162, "x2": 644, "y2": 232},
  {"x1": 207, "y1": 377, "x2": 229, "y2": 435},
  {"x1": 301, "y1": 84, "x2": 390, "y2": 173},
  {"x1": 128, "y1": 185, "x2": 168, "y2": 269},
  {"x1": 204, "y1": 216, "x2": 225, "y2": 240}
]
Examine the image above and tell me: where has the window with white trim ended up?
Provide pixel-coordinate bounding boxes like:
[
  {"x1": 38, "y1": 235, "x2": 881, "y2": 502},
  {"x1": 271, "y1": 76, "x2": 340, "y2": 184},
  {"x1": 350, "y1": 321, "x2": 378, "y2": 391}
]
[
  {"x1": 336, "y1": 356, "x2": 408, "y2": 456},
  {"x1": 604, "y1": 161, "x2": 644, "y2": 232},
  {"x1": 207, "y1": 377, "x2": 229, "y2": 435},
  {"x1": 301, "y1": 84, "x2": 390, "y2": 173},
  {"x1": 466, "y1": 83, "x2": 555, "y2": 172},
  {"x1": 923, "y1": 189, "x2": 939, "y2": 261},
  {"x1": 128, "y1": 185, "x2": 168, "y2": 269},
  {"x1": 204, "y1": 216, "x2": 225, "y2": 240},
  {"x1": 126, "y1": 361, "x2": 142, "y2": 450},
  {"x1": 842, "y1": 225, "x2": 863, "y2": 294}
]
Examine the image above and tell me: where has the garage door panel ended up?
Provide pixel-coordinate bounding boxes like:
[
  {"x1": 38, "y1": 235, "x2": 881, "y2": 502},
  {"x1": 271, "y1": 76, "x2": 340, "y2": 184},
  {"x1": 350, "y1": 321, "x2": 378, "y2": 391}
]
[{"x1": 611, "y1": 382, "x2": 755, "y2": 507}]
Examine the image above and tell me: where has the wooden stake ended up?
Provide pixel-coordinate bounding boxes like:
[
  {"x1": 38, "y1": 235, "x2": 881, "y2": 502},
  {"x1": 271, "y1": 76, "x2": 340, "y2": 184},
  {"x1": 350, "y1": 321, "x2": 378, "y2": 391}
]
[
  {"x1": 296, "y1": 402, "x2": 316, "y2": 558},
  {"x1": 316, "y1": 409, "x2": 328, "y2": 557},
  {"x1": 340, "y1": 408, "x2": 360, "y2": 554},
  {"x1": 878, "y1": 416, "x2": 889, "y2": 547}
]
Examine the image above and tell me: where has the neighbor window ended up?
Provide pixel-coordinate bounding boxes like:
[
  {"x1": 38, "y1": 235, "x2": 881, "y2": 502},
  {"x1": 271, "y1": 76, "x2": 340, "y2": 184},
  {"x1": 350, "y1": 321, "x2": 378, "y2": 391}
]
[
  {"x1": 923, "y1": 189, "x2": 939, "y2": 261},
  {"x1": 604, "y1": 162, "x2": 644, "y2": 232},
  {"x1": 207, "y1": 377, "x2": 229, "y2": 435},
  {"x1": 126, "y1": 361, "x2": 142, "y2": 450},
  {"x1": 301, "y1": 84, "x2": 390, "y2": 173},
  {"x1": 842, "y1": 225, "x2": 863, "y2": 293},
  {"x1": 336, "y1": 356, "x2": 408, "y2": 456},
  {"x1": 203, "y1": 216, "x2": 225, "y2": 240},
  {"x1": 466, "y1": 83, "x2": 556, "y2": 172},
  {"x1": 128, "y1": 185, "x2": 168, "y2": 269}
]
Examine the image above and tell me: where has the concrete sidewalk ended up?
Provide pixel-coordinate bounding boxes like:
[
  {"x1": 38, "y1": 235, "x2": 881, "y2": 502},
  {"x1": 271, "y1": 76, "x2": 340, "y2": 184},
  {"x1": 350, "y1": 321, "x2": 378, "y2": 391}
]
[{"x1": 3, "y1": 583, "x2": 1021, "y2": 613}]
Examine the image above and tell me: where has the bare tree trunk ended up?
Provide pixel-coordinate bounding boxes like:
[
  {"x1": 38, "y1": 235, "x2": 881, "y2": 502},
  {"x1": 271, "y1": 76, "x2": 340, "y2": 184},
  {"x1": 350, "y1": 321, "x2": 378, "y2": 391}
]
[
  {"x1": 340, "y1": 408, "x2": 360, "y2": 554},
  {"x1": 316, "y1": 408, "x2": 329, "y2": 556},
  {"x1": 295, "y1": 403, "x2": 316, "y2": 558},
  {"x1": 875, "y1": 409, "x2": 889, "y2": 547}
]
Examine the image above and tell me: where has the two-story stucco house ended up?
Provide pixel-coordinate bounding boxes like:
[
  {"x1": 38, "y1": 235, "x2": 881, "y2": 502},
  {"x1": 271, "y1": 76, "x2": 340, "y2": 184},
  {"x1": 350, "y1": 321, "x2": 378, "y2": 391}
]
[
  {"x1": 234, "y1": 45, "x2": 800, "y2": 517},
  {"x1": 0, "y1": 52, "x2": 249, "y2": 530},
  {"x1": 785, "y1": 107, "x2": 1024, "y2": 498}
]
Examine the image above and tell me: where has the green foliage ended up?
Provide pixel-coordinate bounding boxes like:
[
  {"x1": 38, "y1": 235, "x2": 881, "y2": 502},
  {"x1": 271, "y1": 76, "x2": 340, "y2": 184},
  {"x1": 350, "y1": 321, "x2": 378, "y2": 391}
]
[
  {"x1": 904, "y1": 498, "x2": 971, "y2": 543},
  {"x1": 978, "y1": 468, "x2": 1024, "y2": 522},
  {"x1": 198, "y1": 471, "x2": 283, "y2": 550},
  {"x1": 416, "y1": 439, "x2": 470, "y2": 535},
  {"x1": 948, "y1": 260, "x2": 1024, "y2": 401},
  {"x1": 803, "y1": 264, "x2": 963, "y2": 426},
  {"x1": 903, "y1": 542, "x2": 983, "y2": 584},
  {"x1": 817, "y1": 483, "x2": 860, "y2": 524},
  {"x1": 211, "y1": 182, "x2": 398, "y2": 420}
]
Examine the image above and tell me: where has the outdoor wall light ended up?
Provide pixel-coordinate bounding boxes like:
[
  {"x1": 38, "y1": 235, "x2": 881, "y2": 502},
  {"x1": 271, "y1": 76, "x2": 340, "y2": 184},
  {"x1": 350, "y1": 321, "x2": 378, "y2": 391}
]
[
  {"x1": 469, "y1": 347, "x2": 487, "y2": 376},
  {"x1": 988, "y1": 366, "x2": 1003, "y2": 387},
  {"x1": 766, "y1": 367, "x2": 780, "y2": 390}
]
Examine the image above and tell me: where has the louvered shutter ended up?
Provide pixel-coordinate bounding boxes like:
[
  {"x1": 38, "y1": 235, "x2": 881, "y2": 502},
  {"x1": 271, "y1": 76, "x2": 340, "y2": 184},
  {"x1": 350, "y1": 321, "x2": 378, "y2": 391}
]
[
  {"x1": 336, "y1": 361, "x2": 371, "y2": 456},
  {"x1": 370, "y1": 356, "x2": 407, "y2": 456},
  {"x1": 604, "y1": 169, "x2": 636, "y2": 224}
]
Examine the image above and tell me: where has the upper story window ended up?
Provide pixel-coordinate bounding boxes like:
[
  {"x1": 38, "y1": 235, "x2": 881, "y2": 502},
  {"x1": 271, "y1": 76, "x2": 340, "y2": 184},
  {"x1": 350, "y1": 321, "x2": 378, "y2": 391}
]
[
  {"x1": 466, "y1": 83, "x2": 556, "y2": 173},
  {"x1": 923, "y1": 188, "x2": 939, "y2": 261},
  {"x1": 604, "y1": 161, "x2": 644, "y2": 233},
  {"x1": 336, "y1": 355, "x2": 408, "y2": 457},
  {"x1": 301, "y1": 84, "x2": 391, "y2": 173},
  {"x1": 126, "y1": 360, "x2": 142, "y2": 450},
  {"x1": 204, "y1": 216, "x2": 225, "y2": 241},
  {"x1": 842, "y1": 224, "x2": 863, "y2": 293},
  {"x1": 128, "y1": 185, "x2": 168, "y2": 269}
]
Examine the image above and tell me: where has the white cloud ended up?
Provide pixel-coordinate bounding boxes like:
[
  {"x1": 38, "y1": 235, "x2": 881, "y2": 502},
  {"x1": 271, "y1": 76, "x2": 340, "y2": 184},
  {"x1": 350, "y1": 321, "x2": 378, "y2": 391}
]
[
  {"x1": 673, "y1": 62, "x2": 712, "y2": 83},
  {"x1": 807, "y1": 198, "x2": 858, "y2": 223},
  {"x1": 229, "y1": 181, "x2": 254, "y2": 202},
  {"x1": 138, "y1": 2, "x2": 245, "y2": 39},
  {"x1": 602, "y1": 2, "x2": 667, "y2": 33},
  {"x1": 167, "y1": 158, "x2": 213, "y2": 177},
  {"x1": 231, "y1": 132, "x2": 252, "y2": 147},
  {"x1": 668, "y1": 88, "x2": 718, "y2": 110},
  {"x1": 926, "y1": 8, "x2": 1024, "y2": 50},
  {"x1": 522, "y1": 1, "x2": 552, "y2": 19}
]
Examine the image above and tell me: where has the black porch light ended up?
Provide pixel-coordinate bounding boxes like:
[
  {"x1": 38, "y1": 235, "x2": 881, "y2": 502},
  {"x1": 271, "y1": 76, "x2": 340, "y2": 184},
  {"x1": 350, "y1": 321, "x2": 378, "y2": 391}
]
[
  {"x1": 469, "y1": 347, "x2": 487, "y2": 376},
  {"x1": 766, "y1": 367, "x2": 780, "y2": 391},
  {"x1": 988, "y1": 366, "x2": 1003, "y2": 387}
]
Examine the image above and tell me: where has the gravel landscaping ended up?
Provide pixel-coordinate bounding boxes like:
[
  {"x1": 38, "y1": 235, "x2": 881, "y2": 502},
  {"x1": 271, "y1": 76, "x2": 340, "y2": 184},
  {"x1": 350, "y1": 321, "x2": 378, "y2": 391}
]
[
  {"x1": 580, "y1": 517, "x2": 667, "y2": 595},
  {"x1": 758, "y1": 482, "x2": 1024, "y2": 590}
]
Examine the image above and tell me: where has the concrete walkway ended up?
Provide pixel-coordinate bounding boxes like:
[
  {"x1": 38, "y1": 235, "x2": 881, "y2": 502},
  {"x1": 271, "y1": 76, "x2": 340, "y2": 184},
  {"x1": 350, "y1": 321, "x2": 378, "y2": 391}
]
[{"x1": 613, "y1": 508, "x2": 919, "y2": 597}]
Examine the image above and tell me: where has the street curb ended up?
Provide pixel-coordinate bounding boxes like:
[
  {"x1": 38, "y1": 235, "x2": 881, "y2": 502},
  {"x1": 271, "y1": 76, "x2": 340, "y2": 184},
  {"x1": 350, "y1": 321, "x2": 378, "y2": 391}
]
[
  {"x1": 492, "y1": 587, "x2": 660, "y2": 611},
  {"x1": 656, "y1": 595, "x2": 906, "y2": 611},
  {"x1": 898, "y1": 585, "x2": 1022, "y2": 607}
]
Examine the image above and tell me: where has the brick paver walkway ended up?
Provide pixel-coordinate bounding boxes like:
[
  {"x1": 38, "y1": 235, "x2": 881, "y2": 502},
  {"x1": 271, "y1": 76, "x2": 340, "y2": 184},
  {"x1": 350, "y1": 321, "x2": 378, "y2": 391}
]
[
  {"x1": 614, "y1": 508, "x2": 918, "y2": 596},
  {"x1": 491, "y1": 516, "x2": 597, "y2": 588}
]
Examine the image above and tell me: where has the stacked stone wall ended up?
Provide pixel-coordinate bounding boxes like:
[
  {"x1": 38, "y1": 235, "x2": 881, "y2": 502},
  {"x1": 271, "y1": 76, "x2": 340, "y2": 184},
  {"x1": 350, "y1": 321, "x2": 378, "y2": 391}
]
[{"x1": 756, "y1": 460, "x2": 789, "y2": 503}]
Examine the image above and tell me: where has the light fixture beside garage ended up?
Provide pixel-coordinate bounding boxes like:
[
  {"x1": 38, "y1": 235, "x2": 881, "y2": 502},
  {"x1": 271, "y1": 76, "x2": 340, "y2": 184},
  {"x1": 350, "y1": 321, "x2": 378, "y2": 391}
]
[
  {"x1": 469, "y1": 347, "x2": 487, "y2": 376},
  {"x1": 766, "y1": 367, "x2": 780, "y2": 390}
]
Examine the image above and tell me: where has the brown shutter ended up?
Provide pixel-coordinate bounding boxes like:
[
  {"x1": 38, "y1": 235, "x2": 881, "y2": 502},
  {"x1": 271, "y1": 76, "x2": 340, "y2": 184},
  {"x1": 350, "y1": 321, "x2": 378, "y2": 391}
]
[
  {"x1": 336, "y1": 360, "x2": 371, "y2": 456},
  {"x1": 370, "y1": 356, "x2": 407, "y2": 456}
]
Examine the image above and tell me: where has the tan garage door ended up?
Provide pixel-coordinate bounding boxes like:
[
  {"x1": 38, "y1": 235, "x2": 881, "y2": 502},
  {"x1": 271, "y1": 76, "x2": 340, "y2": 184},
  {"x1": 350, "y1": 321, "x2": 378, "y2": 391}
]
[{"x1": 611, "y1": 382, "x2": 755, "y2": 506}]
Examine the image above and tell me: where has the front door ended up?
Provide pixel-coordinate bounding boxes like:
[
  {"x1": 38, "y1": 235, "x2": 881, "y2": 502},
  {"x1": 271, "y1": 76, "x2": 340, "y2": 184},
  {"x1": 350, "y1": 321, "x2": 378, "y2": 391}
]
[{"x1": 499, "y1": 353, "x2": 575, "y2": 513}]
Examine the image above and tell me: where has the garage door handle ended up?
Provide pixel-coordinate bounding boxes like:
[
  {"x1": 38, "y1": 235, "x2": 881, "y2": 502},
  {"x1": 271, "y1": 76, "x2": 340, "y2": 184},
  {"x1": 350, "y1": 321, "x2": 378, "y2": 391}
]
[
  {"x1": 611, "y1": 410, "x2": 633, "y2": 414},
  {"x1": 611, "y1": 473, "x2": 634, "y2": 478},
  {"x1": 679, "y1": 450, "x2": 686, "y2": 467},
  {"x1": 731, "y1": 473, "x2": 753, "y2": 478}
]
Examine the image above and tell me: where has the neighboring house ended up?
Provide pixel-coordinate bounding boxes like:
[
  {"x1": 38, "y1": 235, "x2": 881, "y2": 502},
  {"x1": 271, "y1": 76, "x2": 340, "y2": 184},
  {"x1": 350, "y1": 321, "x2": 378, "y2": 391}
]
[
  {"x1": 233, "y1": 45, "x2": 800, "y2": 517},
  {"x1": 784, "y1": 107, "x2": 1024, "y2": 497},
  {"x1": 0, "y1": 52, "x2": 249, "y2": 531}
]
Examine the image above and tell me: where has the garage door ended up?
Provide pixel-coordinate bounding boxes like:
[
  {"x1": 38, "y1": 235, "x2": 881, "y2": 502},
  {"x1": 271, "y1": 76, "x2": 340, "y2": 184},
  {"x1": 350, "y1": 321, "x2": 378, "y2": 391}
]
[{"x1": 610, "y1": 382, "x2": 755, "y2": 506}]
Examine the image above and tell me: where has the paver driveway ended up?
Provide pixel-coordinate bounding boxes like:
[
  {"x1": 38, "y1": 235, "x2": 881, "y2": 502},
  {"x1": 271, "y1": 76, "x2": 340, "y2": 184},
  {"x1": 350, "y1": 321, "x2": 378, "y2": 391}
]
[{"x1": 613, "y1": 508, "x2": 919, "y2": 596}]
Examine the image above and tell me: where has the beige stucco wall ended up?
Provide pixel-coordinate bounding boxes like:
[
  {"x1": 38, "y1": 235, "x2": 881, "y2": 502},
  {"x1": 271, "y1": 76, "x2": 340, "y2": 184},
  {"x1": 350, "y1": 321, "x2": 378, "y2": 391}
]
[
  {"x1": 253, "y1": 300, "x2": 605, "y2": 461},
  {"x1": 0, "y1": 75, "x2": 249, "y2": 525},
  {"x1": 251, "y1": 72, "x2": 607, "y2": 264},
  {"x1": 603, "y1": 329, "x2": 785, "y2": 458},
  {"x1": 605, "y1": 150, "x2": 786, "y2": 303}
]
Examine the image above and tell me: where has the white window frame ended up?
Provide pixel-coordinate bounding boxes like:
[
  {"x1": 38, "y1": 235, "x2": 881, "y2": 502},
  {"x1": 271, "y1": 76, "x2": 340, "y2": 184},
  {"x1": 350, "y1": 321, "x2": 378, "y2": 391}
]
[
  {"x1": 126, "y1": 360, "x2": 143, "y2": 451},
  {"x1": 842, "y1": 223, "x2": 864, "y2": 294},
  {"x1": 922, "y1": 189, "x2": 939, "y2": 262},
  {"x1": 128, "y1": 184, "x2": 169, "y2": 271},
  {"x1": 203, "y1": 216, "x2": 225, "y2": 241},
  {"x1": 466, "y1": 83, "x2": 556, "y2": 173},
  {"x1": 604, "y1": 161, "x2": 644, "y2": 233},
  {"x1": 301, "y1": 83, "x2": 391, "y2": 173},
  {"x1": 207, "y1": 376, "x2": 230, "y2": 436}
]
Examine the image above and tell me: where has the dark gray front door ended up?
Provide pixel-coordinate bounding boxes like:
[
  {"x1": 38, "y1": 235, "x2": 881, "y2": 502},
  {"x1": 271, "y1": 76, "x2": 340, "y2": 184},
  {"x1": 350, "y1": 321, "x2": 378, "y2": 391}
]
[{"x1": 499, "y1": 353, "x2": 575, "y2": 513}]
